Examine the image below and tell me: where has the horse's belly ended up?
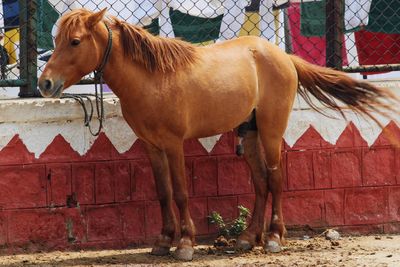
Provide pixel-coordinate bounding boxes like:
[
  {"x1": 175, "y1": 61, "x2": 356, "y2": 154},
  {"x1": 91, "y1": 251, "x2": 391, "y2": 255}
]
[
  {"x1": 185, "y1": 86, "x2": 257, "y2": 139},
  {"x1": 185, "y1": 75, "x2": 258, "y2": 137}
]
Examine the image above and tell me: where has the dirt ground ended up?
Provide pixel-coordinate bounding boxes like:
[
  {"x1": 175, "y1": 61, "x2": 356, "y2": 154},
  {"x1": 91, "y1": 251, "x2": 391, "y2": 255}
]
[{"x1": 0, "y1": 234, "x2": 399, "y2": 267}]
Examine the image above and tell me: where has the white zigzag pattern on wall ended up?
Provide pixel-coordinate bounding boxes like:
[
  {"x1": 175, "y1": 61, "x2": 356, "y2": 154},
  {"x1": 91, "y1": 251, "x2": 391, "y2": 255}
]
[
  {"x1": 283, "y1": 109, "x2": 396, "y2": 147},
  {"x1": 0, "y1": 108, "x2": 398, "y2": 159}
]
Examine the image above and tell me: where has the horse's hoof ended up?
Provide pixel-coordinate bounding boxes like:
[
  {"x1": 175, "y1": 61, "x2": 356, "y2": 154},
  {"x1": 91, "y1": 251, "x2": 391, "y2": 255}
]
[
  {"x1": 264, "y1": 240, "x2": 282, "y2": 253},
  {"x1": 174, "y1": 246, "x2": 194, "y2": 261},
  {"x1": 236, "y1": 239, "x2": 253, "y2": 251},
  {"x1": 151, "y1": 246, "x2": 170, "y2": 256}
]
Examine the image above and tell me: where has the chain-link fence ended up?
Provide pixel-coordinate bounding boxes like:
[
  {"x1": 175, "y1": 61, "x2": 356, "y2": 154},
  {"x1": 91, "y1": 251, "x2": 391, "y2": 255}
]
[{"x1": 0, "y1": 0, "x2": 399, "y2": 97}]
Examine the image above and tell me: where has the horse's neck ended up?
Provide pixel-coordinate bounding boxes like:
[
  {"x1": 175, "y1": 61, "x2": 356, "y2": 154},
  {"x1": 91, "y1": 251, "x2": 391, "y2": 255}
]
[{"x1": 101, "y1": 40, "x2": 150, "y2": 101}]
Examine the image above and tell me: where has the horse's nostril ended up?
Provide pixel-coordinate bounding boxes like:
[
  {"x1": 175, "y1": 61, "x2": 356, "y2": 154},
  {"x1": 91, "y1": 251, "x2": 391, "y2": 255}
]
[{"x1": 44, "y1": 79, "x2": 53, "y2": 91}]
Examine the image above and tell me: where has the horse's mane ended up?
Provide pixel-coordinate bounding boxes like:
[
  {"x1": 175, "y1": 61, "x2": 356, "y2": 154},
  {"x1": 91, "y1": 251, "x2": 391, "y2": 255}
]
[
  {"x1": 112, "y1": 17, "x2": 198, "y2": 73},
  {"x1": 58, "y1": 9, "x2": 198, "y2": 73}
]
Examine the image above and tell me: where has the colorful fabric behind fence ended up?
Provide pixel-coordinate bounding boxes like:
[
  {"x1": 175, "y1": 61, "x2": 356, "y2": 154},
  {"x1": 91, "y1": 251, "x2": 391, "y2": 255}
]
[
  {"x1": 37, "y1": 0, "x2": 59, "y2": 50},
  {"x1": 355, "y1": 30, "x2": 400, "y2": 66},
  {"x1": 2, "y1": 0, "x2": 58, "y2": 50},
  {"x1": 366, "y1": 0, "x2": 400, "y2": 33},
  {"x1": 2, "y1": 0, "x2": 18, "y2": 29},
  {"x1": 3, "y1": 28, "x2": 18, "y2": 64},
  {"x1": 145, "y1": 10, "x2": 223, "y2": 43},
  {"x1": 288, "y1": 3, "x2": 348, "y2": 66},
  {"x1": 300, "y1": 0, "x2": 372, "y2": 37}
]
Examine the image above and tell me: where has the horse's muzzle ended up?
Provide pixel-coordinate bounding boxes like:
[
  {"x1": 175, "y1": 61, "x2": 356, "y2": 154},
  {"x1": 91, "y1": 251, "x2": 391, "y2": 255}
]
[{"x1": 38, "y1": 77, "x2": 64, "y2": 98}]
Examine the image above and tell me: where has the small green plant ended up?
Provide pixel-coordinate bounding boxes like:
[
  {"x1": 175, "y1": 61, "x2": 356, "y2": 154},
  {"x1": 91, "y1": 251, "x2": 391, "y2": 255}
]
[{"x1": 208, "y1": 205, "x2": 251, "y2": 238}]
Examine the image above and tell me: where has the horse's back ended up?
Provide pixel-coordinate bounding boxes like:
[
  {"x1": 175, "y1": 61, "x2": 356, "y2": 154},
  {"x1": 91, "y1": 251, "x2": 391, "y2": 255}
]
[{"x1": 201, "y1": 35, "x2": 298, "y2": 91}]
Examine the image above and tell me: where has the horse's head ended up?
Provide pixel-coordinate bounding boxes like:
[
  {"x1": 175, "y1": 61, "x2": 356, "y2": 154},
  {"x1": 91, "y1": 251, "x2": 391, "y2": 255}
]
[{"x1": 38, "y1": 9, "x2": 108, "y2": 98}]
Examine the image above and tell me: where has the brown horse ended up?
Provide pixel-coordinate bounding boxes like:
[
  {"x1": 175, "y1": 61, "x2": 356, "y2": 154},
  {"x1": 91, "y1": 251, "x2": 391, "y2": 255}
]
[{"x1": 38, "y1": 9, "x2": 398, "y2": 261}]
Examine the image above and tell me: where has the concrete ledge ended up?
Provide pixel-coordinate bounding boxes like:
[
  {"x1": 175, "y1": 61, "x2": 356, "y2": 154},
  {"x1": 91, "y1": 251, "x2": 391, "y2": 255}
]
[{"x1": 0, "y1": 94, "x2": 121, "y2": 123}]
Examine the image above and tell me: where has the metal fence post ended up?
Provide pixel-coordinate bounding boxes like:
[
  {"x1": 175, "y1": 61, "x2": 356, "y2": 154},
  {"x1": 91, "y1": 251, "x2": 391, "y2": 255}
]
[
  {"x1": 283, "y1": 8, "x2": 292, "y2": 54},
  {"x1": 325, "y1": 0, "x2": 343, "y2": 69},
  {"x1": 18, "y1": 0, "x2": 39, "y2": 97}
]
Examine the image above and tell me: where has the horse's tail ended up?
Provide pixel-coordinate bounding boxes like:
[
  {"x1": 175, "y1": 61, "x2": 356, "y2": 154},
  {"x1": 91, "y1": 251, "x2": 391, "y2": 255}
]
[{"x1": 289, "y1": 54, "x2": 399, "y2": 124}]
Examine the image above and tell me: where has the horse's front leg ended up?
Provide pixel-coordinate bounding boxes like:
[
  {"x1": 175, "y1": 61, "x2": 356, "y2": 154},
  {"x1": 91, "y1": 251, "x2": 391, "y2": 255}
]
[
  {"x1": 165, "y1": 142, "x2": 195, "y2": 261},
  {"x1": 145, "y1": 143, "x2": 177, "y2": 256}
]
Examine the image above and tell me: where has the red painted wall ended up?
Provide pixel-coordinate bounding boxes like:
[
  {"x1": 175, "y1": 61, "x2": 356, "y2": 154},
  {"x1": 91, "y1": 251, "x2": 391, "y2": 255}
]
[{"x1": 0, "y1": 123, "x2": 399, "y2": 252}]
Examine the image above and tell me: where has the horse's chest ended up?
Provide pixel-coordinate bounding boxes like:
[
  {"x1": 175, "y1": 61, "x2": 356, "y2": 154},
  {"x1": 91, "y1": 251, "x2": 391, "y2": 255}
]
[
  {"x1": 120, "y1": 100, "x2": 180, "y2": 143},
  {"x1": 119, "y1": 103, "x2": 151, "y2": 139}
]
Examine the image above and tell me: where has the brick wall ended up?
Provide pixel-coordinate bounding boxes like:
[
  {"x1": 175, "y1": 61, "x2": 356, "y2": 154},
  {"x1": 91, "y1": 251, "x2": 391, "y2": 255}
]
[{"x1": 0, "y1": 122, "x2": 399, "y2": 252}]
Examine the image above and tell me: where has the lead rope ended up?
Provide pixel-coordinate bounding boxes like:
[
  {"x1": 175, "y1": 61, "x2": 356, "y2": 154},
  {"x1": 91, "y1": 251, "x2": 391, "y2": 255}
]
[
  {"x1": 61, "y1": 23, "x2": 112, "y2": 137},
  {"x1": 61, "y1": 92, "x2": 103, "y2": 136}
]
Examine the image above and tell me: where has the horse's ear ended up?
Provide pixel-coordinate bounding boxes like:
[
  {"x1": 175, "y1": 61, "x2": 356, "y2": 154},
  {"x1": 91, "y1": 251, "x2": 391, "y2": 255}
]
[{"x1": 86, "y1": 8, "x2": 107, "y2": 28}]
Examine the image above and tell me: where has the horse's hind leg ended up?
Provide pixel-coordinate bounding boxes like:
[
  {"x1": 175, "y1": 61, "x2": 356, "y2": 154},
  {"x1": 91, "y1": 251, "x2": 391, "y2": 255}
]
[
  {"x1": 145, "y1": 143, "x2": 177, "y2": 256},
  {"x1": 258, "y1": 126, "x2": 288, "y2": 253},
  {"x1": 236, "y1": 131, "x2": 268, "y2": 250},
  {"x1": 165, "y1": 141, "x2": 195, "y2": 261}
]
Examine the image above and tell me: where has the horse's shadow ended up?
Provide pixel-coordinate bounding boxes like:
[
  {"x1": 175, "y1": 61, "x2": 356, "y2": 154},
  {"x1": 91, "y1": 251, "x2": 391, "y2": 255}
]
[{"x1": 0, "y1": 247, "x2": 242, "y2": 266}]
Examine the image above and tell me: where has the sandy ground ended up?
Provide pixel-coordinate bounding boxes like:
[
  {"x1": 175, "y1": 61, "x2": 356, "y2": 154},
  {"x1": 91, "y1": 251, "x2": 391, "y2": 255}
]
[{"x1": 0, "y1": 235, "x2": 399, "y2": 267}]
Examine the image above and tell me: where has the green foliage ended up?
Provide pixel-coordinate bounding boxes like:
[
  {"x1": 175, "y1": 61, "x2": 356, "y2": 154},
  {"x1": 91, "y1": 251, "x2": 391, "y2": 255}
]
[
  {"x1": 209, "y1": 211, "x2": 229, "y2": 237},
  {"x1": 208, "y1": 205, "x2": 251, "y2": 238}
]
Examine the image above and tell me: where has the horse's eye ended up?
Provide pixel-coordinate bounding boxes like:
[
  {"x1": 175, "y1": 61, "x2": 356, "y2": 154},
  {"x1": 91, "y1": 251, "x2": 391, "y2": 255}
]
[{"x1": 71, "y1": 39, "x2": 81, "y2": 46}]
